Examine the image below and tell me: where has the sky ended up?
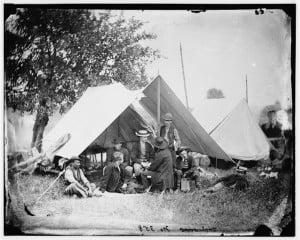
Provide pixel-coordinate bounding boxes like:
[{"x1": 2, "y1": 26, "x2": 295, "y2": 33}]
[{"x1": 121, "y1": 9, "x2": 292, "y2": 119}]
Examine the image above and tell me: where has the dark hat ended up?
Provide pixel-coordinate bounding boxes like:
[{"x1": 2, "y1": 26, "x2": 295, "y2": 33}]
[
  {"x1": 65, "y1": 156, "x2": 82, "y2": 166},
  {"x1": 176, "y1": 146, "x2": 191, "y2": 155},
  {"x1": 153, "y1": 137, "x2": 168, "y2": 149},
  {"x1": 112, "y1": 138, "x2": 124, "y2": 145},
  {"x1": 135, "y1": 129, "x2": 150, "y2": 137},
  {"x1": 162, "y1": 113, "x2": 173, "y2": 121}
]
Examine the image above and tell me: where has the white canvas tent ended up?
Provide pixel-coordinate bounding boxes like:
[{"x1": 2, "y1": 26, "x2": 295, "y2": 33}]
[
  {"x1": 192, "y1": 98, "x2": 238, "y2": 134},
  {"x1": 43, "y1": 83, "x2": 139, "y2": 158},
  {"x1": 44, "y1": 76, "x2": 233, "y2": 162},
  {"x1": 194, "y1": 99, "x2": 270, "y2": 161}
]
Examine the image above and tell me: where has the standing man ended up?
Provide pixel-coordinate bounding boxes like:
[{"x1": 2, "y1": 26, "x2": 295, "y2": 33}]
[
  {"x1": 131, "y1": 129, "x2": 154, "y2": 183},
  {"x1": 141, "y1": 137, "x2": 174, "y2": 192},
  {"x1": 106, "y1": 138, "x2": 133, "y2": 180},
  {"x1": 261, "y1": 110, "x2": 283, "y2": 147},
  {"x1": 64, "y1": 156, "x2": 95, "y2": 198},
  {"x1": 174, "y1": 147, "x2": 201, "y2": 191},
  {"x1": 261, "y1": 110, "x2": 284, "y2": 161},
  {"x1": 159, "y1": 113, "x2": 181, "y2": 165}
]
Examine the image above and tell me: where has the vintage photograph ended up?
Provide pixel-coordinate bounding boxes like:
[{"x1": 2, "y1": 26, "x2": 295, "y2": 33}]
[{"x1": 4, "y1": 4, "x2": 295, "y2": 236}]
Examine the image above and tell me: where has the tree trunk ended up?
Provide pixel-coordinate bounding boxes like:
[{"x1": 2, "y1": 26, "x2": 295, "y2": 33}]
[{"x1": 31, "y1": 106, "x2": 49, "y2": 153}]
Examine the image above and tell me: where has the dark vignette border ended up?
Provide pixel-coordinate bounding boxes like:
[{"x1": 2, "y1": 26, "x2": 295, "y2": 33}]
[{"x1": 3, "y1": 3, "x2": 296, "y2": 236}]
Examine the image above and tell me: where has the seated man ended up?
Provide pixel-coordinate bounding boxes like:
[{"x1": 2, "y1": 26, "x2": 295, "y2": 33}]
[
  {"x1": 141, "y1": 137, "x2": 174, "y2": 192},
  {"x1": 131, "y1": 129, "x2": 154, "y2": 183},
  {"x1": 99, "y1": 151, "x2": 125, "y2": 193},
  {"x1": 174, "y1": 147, "x2": 201, "y2": 190},
  {"x1": 106, "y1": 138, "x2": 133, "y2": 181},
  {"x1": 204, "y1": 167, "x2": 249, "y2": 193},
  {"x1": 64, "y1": 156, "x2": 95, "y2": 198}
]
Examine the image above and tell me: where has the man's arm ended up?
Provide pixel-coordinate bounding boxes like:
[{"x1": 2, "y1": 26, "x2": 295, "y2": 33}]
[
  {"x1": 131, "y1": 143, "x2": 140, "y2": 164},
  {"x1": 148, "y1": 154, "x2": 163, "y2": 172},
  {"x1": 106, "y1": 149, "x2": 113, "y2": 163},
  {"x1": 65, "y1": 168, "x2": 78, "y2": 184},
  {"x1": 122, "y1": 148, "x2": 130, "y2": 167},
  {"x1": 79, "y1": 169, "x2": 91, "y2": 191},
  {"x1": 65, "y1": 169, "x2": 88, "y2": 193},
  {"x1": 147, "y1": 143, "x2": 155, "y2": 162},
  {"x1": 174, "y1": 128, "x2": 181, "y2": 147}
]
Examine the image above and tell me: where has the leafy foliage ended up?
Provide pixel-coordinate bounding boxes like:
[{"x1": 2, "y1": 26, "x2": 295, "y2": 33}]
[
  {"x1": 5, "y1": 9, "x2": 160, "y2": 115},
  {"x1": 206, "y1": 88, "x2": 225, "y2": 99}
]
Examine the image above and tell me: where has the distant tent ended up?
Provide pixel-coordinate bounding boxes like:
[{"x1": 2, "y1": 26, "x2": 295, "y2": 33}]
[
  {"x1": 192, "y1": 98, "x2": 238, "y2": 134},
  {"x1": 44, "y1": 76, "x2": 233, "y2": 162},
  {"x1": 194, "y1": 99, "x2": 270, "y2": 161}
]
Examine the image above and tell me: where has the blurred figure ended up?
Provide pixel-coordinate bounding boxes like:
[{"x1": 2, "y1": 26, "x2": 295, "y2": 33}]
[
  {"x1": 204, "y1": 167, "x2": 249, "y2": 193},
  {"x1": 261, "y1": 110, "x2": 283, "y2": 148}
]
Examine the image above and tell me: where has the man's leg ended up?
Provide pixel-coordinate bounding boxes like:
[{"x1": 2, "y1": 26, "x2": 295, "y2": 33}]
[
  {"x1": 65, "y1": 183, "x2": 88, "y2": 198},
  {"x1": 174, "y1": 170, "x2": 182, "y2": 190},
  {"x1": 192, "y1": 170, "x2": 201, "y2": 189},
  {"x1": 169, "y1": 148, "x2": 176, "y2": 166},
  {"x1": 141, "y1": 170, "x2": 155, "y2": 189},
  {"x1": 123, "y1": 166, "x2": 133, "y2": 184},
  {"x1": 133, "y1": 163, "x2": 144, "y2": 184},
  {"x1": 133, "y1": 163, "x2": 143, "y2": 176}
]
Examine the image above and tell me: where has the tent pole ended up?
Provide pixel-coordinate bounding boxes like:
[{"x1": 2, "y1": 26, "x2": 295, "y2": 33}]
[
  {"x1": 157, "y1": 77, "x2": 160, "y2": 126},
  {"x1": 246, "y1": 74, "x2": 248, "y2": 103},
  {"x1": 180, "y1": 42, "x2": 190, "y2": 110}
]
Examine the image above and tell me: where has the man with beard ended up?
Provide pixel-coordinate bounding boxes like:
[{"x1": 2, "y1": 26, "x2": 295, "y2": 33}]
[{"x1": 64, "y1": 156, "x2": 95, "y2": 198}]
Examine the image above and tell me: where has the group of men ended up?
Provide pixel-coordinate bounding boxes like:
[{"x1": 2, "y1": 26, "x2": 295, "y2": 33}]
[
  {"x1": 62, "y1": 108, "x2": 293, "y2": 198},
  {"x1": 63, "y1": 113, "x2": 203, "y2": 198}
]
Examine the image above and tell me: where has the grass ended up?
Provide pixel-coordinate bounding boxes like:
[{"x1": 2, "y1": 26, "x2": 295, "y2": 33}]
[{"x1": 7, "y1": 168, "x2": 289, "y2": 233}]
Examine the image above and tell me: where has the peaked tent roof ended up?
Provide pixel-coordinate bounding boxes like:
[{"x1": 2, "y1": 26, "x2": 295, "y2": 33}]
[
  {"x1": 140, "y1": 76, "x2": 233, "y2": 162},
  {"x1": 43, "y1": 83, "x2": 139, "y2": 158},
  {"x1": 210, "y1": 99, "x2": 270, "y2": 161},
  {"x1": 44, "y1": 76, "x2": 233, "y2": 162},
  {"x1": 192, "y1": 98, "x2": 239, "y2": 134}
]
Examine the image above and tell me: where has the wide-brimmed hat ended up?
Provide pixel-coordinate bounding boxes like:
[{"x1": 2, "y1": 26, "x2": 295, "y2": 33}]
[
  {"x1": 153, "y1": 137, "x2": 168, "y2": 149},
  {"x1": 162, "y1": 113, "x2": 173, "y2": 121},
  {"x1": 65, "y1": 156, "x2": 82, "y2": 166},
  {"x1": 135, "y1": 129, "x2": 150, "y2": 137},
  {"x1": 176, "y1": 146, "x2": 191, "y2": 155},
  {"x1": 112, "y1": 138, "x2": 124, "y2": 145},
  {"x1": 236, "y1": 166, "x2": 248, "y2": 174}
]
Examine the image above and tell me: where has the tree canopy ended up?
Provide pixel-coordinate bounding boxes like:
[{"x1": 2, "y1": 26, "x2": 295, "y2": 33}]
[
  {"x1": 206, "y1": 88, "x2": 225, "y2": 99},
  {"x1": 5, "y1": 9, "x2": 160, "y2": 115}
]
